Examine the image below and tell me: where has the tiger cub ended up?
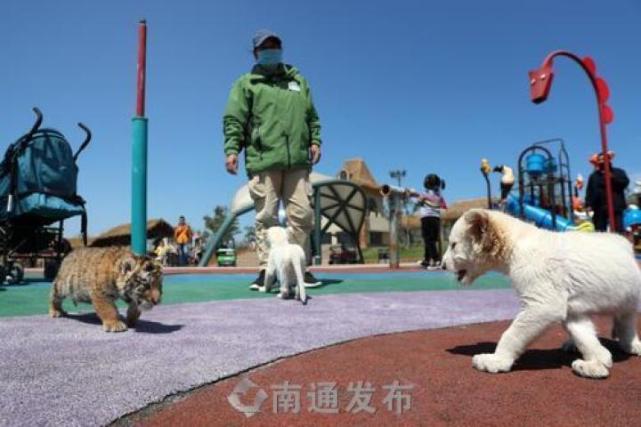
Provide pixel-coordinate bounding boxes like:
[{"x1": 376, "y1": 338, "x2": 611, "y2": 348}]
[{"x1": 49, "y1": 246, "x2": 163, "y2": 332}]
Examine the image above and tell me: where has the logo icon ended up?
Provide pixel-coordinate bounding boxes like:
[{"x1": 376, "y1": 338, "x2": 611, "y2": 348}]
[{"x1": 227, "y1": 377, "x2": 268, "y2": 418}]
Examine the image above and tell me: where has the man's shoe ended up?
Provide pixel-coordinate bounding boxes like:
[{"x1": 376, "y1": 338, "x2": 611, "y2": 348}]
[
  {"x1": 249, "y1": 269, "x2": 266, "y2": 291},
  {"x1": 303, "y1": 271, "x2": 322, "y2": 288}
]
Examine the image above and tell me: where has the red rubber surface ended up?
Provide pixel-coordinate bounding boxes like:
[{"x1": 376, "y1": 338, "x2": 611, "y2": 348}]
[{"x1": 126, "y1": 317, "x2": 641, "y2": 426}]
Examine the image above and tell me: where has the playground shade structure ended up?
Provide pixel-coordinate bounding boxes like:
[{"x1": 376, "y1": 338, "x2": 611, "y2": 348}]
[{"x1": 199, "y1": 172, "x2": 367, "y2": 266}]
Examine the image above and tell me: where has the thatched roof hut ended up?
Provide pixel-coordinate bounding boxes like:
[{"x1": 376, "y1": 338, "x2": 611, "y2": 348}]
[
  {"x1": 90, "y1": 218, "x2": 175, "y2": 247},
  {"x1": 67, "y1": 236, "x2": 94, "y2": 249}
]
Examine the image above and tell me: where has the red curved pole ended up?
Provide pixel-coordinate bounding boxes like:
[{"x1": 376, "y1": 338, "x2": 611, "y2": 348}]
[{"x1": 530, "y1": 51, "x2": 616, "y2": 231}]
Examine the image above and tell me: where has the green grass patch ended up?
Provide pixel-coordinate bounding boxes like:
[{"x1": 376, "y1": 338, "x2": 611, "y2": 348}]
[{"x1": 362, "y1": 245, "x2": 426, "y2": 264}]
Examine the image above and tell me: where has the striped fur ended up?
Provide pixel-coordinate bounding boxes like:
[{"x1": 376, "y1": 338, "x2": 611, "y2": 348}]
[{"x1": 49, "y1": 246, "x2": 163, "y2": 332}]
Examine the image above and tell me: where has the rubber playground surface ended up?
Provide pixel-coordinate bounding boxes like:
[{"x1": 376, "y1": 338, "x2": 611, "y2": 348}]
[{"x1": 1, "y1": 269, "x2": 640, "y2": 426}]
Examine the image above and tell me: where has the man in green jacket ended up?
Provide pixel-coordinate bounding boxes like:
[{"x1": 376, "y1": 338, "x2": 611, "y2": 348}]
[{"x1": 223, "y1": 30, "x2": 322, "y2": 290}]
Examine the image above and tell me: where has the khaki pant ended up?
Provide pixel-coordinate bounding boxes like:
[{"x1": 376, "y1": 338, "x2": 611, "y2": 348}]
[{"x1": 248, "y1": 167, "x2": 313, "y2": 267}]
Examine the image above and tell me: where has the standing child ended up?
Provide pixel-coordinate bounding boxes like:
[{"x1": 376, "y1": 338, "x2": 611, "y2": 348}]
[{"x1": 415, "y1": 174, "x2": 447, "y2": 270}]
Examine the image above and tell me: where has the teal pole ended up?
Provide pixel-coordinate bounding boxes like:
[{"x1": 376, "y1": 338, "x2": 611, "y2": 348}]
[
  {"x1": 131, "y1": 20, "x2": 148, "y2": 255},
  {"x1": 131, "y1": 117, "x2": 148, "y2": 254}
]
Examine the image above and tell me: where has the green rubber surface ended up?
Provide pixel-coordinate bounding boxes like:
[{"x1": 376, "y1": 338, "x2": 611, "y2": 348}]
[{"x1": 0, "y1": 271, "x2": 511, "y2": 318}]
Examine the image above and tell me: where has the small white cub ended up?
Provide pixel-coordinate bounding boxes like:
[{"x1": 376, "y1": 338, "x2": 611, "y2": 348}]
[{"x1": 261, "y1": 226, "x2": 308, "y2": 304}]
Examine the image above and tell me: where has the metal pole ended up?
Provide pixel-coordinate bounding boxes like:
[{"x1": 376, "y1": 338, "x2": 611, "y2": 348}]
[
  {"x1": 388, "y1": 194, "x2": 401, "y2": 269},
  {"x1": 313, "y1": 188, "x2": 322, "y2": 265},
  {"x1": 480, "y1": 159, "x2": 492, "y2": 209},
  {"x1": 131, "y1": 20, "x2": 148, "y2": 255},
  {"x1": 483, "y1": 174, "x2": 492, "y2": 209}
]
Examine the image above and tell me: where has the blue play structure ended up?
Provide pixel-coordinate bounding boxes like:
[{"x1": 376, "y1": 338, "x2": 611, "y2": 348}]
[
  {"x1": 513, "y1": 139, "x2": 576, "y2": 230},
  {"x1": 504, "y1": 139, "x2": 640, "y2": 234},
  {"x1": 484, "y1": 139, "x2": 592, "y2": 232},
  {"x1": 624, "y1": 208, "x2": 641, "y2": 230},
  {"x1": 485, "y1": 139, "x2": 641, "y2": 239},
  {"x1": 505, "y1": 194, "x2": 575, "y2": 231},
  {"x1": 624, "y1": 207, "x2": 641, "y2": 249}
]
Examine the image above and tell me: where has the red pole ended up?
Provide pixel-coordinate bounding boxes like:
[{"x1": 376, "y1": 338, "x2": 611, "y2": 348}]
[
  {"x1": 136, "y1": 20, "x2": 147, "y2": 117},
  {"x1": 598, "y1": 114, "x2": 617, "y2": 231}
]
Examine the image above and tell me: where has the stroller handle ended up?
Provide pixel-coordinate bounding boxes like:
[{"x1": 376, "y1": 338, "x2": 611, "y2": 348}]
[
  {"x1": 7, "y1": 107, "x2": 43, "y2": 213},
  {"x1": 74, "y1": 123, "x2": 92, "y2": 161},
  {"x1": 13, "y1": 107, "x2": 44, "y2": 155},
  {"x1": 29, "y1": 107, "x2": 43, "y2": 136}
]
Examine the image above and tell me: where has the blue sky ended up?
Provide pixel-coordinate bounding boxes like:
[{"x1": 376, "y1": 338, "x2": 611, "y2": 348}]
[{"x1": 2, "y1": 0, "x2": 640, "y2": 236}]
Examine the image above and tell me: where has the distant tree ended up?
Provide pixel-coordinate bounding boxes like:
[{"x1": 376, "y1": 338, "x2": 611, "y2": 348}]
[
  {"x1": 243, "y1": 225, "x2": 256, "y2": 244},
  {"x1": 203, "y1": 206, "x2": 239, "y2": 243}
]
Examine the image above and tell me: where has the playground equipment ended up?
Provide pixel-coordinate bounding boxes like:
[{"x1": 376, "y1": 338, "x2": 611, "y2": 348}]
[
  {"x1": 631, "y1": 180, "x2": 641, "y2": 206},
  {"x1": 0, "y1": 108, "x2": 91, "y2": 282},
  {"x1": 198, "y1": 173, "x2": 366, "y2": 267},
  {"x1": 131, "y1": 19, "x2": 148, "y2": 256},
  {"x1": 480, "y1": 149, "x2": 593, "y2": 232},
  {"x1": 505, "y1": 195, "x2": 593, "y2": 232},
  {"x1": 379, "y1": 178, "x2": 446, "y2": 269},
  {"x1": 516, "y1": 138, "x2": 574, "y2": 229},
  {"x1": 529, "y1": 51, "x2": 616, "y2": 230},
  {"x1": 624, "y1": 182, "x2": 641, "y2": 248},
  {"x1": 480, "y1": 159, "x2": 493, "y2": 208},
  {"x1": 328, "y1": 243, "x2": 359, "y2": 264},
  {"x1": 624, "y1": 207, "x2": 641, "y2": 245},
  {"x1": 379, "y1": 184, "x2": 405, "y2": 268}
]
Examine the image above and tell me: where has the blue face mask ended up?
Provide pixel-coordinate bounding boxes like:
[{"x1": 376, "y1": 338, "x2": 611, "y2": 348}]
[{"x1": 256, "y1": 49, "x2": 283, "y2": 65}]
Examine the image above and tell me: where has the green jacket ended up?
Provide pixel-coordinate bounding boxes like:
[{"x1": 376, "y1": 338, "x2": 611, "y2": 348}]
[{"x1": 223, "y1": 64, "x2": 321, "y2": 175}]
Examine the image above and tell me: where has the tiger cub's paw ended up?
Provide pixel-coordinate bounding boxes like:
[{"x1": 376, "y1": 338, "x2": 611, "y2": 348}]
[
  {"x1": 126, "y1": 310, "x2": 141, "y2": 328},
  {"x1": 102, "y1": 320, "x2": 128, "y2": 333},
  {"x1": 125, "y1": 318, "x2": 139, "y2": 328}
]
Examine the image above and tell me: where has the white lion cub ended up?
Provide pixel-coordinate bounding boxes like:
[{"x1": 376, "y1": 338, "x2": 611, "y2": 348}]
[
  {"x1": 260, "y1": 226, "x2": 308, "y2": 304},
  {"x1": 442, "y1": 209, "x2": 641, "y2": 379}
]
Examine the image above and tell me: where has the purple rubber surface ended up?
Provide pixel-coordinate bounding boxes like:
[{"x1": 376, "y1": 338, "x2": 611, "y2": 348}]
[{"x1": 0, "y1": 290, "x2": 519, "y2": 426}]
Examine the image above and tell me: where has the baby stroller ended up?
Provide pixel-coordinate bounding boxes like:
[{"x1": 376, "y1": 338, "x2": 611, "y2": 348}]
[{"x1": 0, "y1": 108, "x2": 91, "y2": 283}]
